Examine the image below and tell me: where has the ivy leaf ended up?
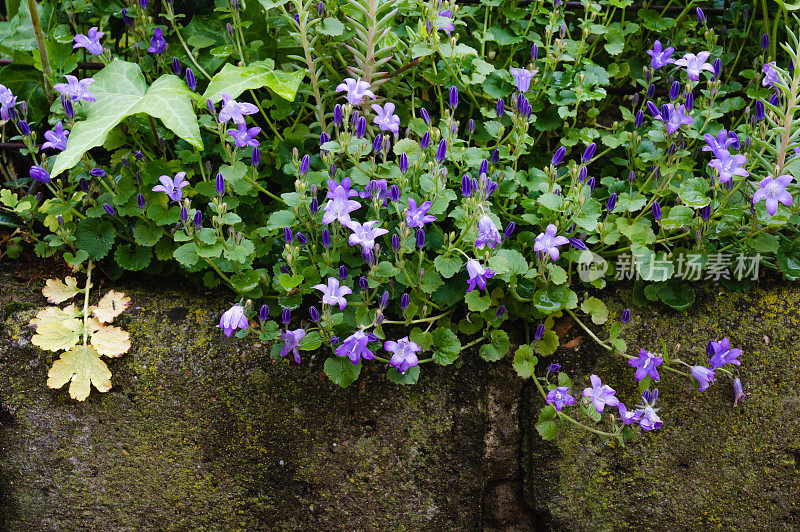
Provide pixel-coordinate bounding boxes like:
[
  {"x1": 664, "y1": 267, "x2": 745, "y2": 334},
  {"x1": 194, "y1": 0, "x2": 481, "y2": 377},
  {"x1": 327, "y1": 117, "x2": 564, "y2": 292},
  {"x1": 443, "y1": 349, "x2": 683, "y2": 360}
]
[
  {"x1": 52, "y1": 61, "x2": 202, "y2": 177},
  {"x1": 91, "y1": 290, "x2": 131, "y2": 323},
  {"x1": 201, "y1": 60, "x2": 304, "y2": 103},
  {"x1": 512, "y1": 345, "x2": 538, "y2": 378},
  {"x1": 47, "y1": 345, "x2": 112, "y2": 401},
  {"x1": 323, "y1": 357, "x2": 361, "y2": 388},
  {"x1": 31, "y1": 318, "x2": 82, "y2": 352},
  {"x1": 42, "y1": 276, "x2": 81, "y2": 304},
  {"x1": 90, "y1": 325, "x2": 131, "y2": 357}
]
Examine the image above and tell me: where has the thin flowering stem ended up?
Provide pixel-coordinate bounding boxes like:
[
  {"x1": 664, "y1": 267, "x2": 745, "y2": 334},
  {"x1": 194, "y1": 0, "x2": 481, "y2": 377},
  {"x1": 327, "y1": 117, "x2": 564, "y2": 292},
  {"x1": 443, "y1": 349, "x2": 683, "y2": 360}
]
[
  {"x1": 531, "y1": 373, "x2": 621, "y2": 438},
  {"x1": 165, "y1": 2, "x2": 211, "y2": 79},
  {"x1": 381, "y1": 309, "x2": 454, "y2": 325}
]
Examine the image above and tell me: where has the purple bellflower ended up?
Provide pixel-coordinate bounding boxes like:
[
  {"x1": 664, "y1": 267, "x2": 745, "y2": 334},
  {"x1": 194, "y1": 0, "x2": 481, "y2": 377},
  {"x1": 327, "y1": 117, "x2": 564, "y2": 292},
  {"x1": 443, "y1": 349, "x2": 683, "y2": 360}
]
[
  {"x1": 702, "y1": 129, "x2": 736, "y2": 157},
  {"x1": 617, "y1": 403, "x2": 642, "y2": 425},
  {"x1": 509, "y1": 67, "x2": 537, "y2": 93},
  {"x1": 533, "y1": 224, "x2": 569, "y2": 261},
  {"x1": 219, "y1": 93, "x2": 259, "y2": 124},
  {"x1": 0, "y1": 84, "x2": 15, "y2": 120},
  {"x1": 346, "y1": 220, "x2": 388, "y2": 254},
  {"x1": 753, "y1": 174, "x2": 794, "y2": 216},
  {"x1": 322, "y1": 185, "x2": 361, "y2": 225},
  {"x1": 360, "y1": 179, "x2": 389, "y2": 205},
  {"x1": 675, "y1": 51, "x2": 714, "y2": 81},
  {"x1": 372, "y1": 102, "x2": 401, "y2": 134},
  {"x1": 336, "y1": 330, "x2": 376, "y2": 364},
  {"x1": 692, "y1": 365, "x2": 716, "y2": 391},
  {"x1": 336, "y1": 77, "x2": 376, "y2": 105},
  {"x1": 219, "y1": 304, "x2": 248, "y2": 337},
  {"x1": 656, "y1": 103, "x2": 694, "y2": 135},
  {"x1": 762, "y1": 61, "x2": 779, "y2": 87},
  {"x1": 313, "y1": 277, "x2": 353, "y2": 309},
  {"x1": 546, "y1": 387, "x2": 576, "y2": 411},
  {"x1": 42, "y1": 122, "x2": 69, "y2": 151},
  {"x1": 227, "y1": 122, "x2": 261, "y2": 147},
  {"x1": 73, "y1": 27, "x2": 105, "y2": 55},
  {"x1": 475, "y1": 215, "x2": 502, "y2": 249},
  {"x1": 152, "y1": 172, "x2": 189, "y2": 202},
  {"x1": 54, "y1": 75, "x2": 95, "y2": 102},
  {"x1": 466, "y1": 259, "x2": 495, "y2": 292},
  {"x1": 628, "y1": 348, "x2": 663, "y2": 381},
  {"x1": 437, "y1": 9, "x2": 455, "y2": 35},
  {"x1": 148, "y1": 27, "x2": 166, "y2": 54},
  {"x1": 280, "y1": 328, "x2": 306, "y2": 363},
  {"x1": 384, "y1": 337, "x2": 422, "y2": 373},
  {"x1": 582, "y1": 374, "x2": 620, "y2": 413},
  {"x1": 405, "y1": 198, "x2": 436, "y2": 228},
  {"x1": 647, "y1": 40, "x2": 675, "y2": 69},
  {"x1": 708, "y1": 337, "x2": 743, "y2": 369},
  {"x1": 637, "y1": 403, "x2": 662, "y2": 431},
  {"x1": 708, "y1": 149, "x2": 748, "y2": 185}
]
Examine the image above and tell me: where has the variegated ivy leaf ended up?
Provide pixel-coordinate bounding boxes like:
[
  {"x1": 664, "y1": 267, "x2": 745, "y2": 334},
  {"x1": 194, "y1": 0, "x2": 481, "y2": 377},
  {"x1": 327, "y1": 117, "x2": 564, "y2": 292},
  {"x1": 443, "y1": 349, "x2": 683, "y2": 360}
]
[
  {"x1": 90, "y1": 325, "x2": 131, "y2": 358},
  {"x1": 91, "y1": 290, "x2": 131, "y2": 324},
  {"x1": 47, "y1": 345, "x2": 112, "y2": 402},
  {"x1": 42, "y1": 277, "x2": 82, "y2": 304}
]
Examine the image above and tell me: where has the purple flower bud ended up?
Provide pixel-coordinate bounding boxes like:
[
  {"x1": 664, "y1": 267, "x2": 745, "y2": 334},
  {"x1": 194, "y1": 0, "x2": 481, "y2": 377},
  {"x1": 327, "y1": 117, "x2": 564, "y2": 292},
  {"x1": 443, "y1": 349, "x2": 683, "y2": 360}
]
[
  {"x1": 103, "y1": 203, "x2": 116, "y2": 216},
  {"x1": 504, "y1": 222, "x2": 516, "y2": 238},
  {"x1": 251, "y1": 146, "x2": 261, "y2": 168},
  {"x1": 310, "y1": 197, "x2": 319, "y2": 213},
  {"x1": 317, "y1": 1, "x2": 325, "y2": 16},
  {"x1": 551, "y1": 146, "x2": 566, "y2": 166},
  {"x1": 29, "y1": 165, "x2": 51, "y2": 183},
  {"x1": 728, "y1": 131, "x2": 740, "y2": 150},
  {"x1": 491, "y1": 147, "x2": 499, "y2": 163},
  {"x1": 333, "y1": 104, "x2": 342, "y2": 127},
  {"x1": 135, "y1": 150, "x2": 144, "y2": 161},
  {"x1": 548, "y1": 363, "x2": 560, "y2": 372},
  {"x1": 449, "y1": 86, "x2": 459, "y2": 109},
  {"x1": 754, "y1": 99, "x2": 765, "y2": 121},
  {"x1": 531, "y1": 44, "x2": 539, "y2": 60},
  {"x1": 733, "y1": 377, "x2": 745, "y2": 406},
  {"x1": 586, "y1": 176, "x2": 595, "y2": 193},
  {"x1": 416, "y1": 228, "x2": 425, "y2": 248},
  {"x1": 629, "y1": 170, "x2": 636, "y2": 184},
  {"x1": 468, "y1": 119, "x2": 475, "y2": 134},
  {"x1": 362, "y1": 249, "x2": 374, "y2": 265},
  {"x1": 535, "y1": 324, "x2": 545, "y2": 340},
  {"x1": 330, "y1": 336, "x2": 340, "y2": 345},
  {"x1": 79, "y1": 178, "x2": 89, "y2": 192},
  {"x1": 180, "y1": 206, "x2": 188, "y2": 224},
  {"x1": 622, "y1": 308, "x2": 630, "y2": 324},
  {"x1": 389, "y1": 185, "x2": 400, "y2": 202},
  {"x1": 337, "y1": 265, "x2": 349, "y2": 280},
  {"x1": 294, "y1": 13, "x2": 299, "y2": 23},
  {"x1": 769, "y1": 93, "x2": 779, "y2": 107},
  {"x1": 420, "y1": 107, "x2": 430, "y2": 124},
  {"x1": 668, "y1": 142, "x2": 677, "y2": 156},
  {"x1": 647, "y1": 101, "x2": 660, "y2": 118},
  {"x1": 642, "y1": 389, "x2": 652, "y2": 403},
  {"x1": 696, "y1": 7, "x2": 705, "y2": 23},
  {"x1": 700, "y1": 204, "x2": 711, "y2": 220},
  {"x1": 685, "y1": 91, "x2": 694, "y2": 111},
  {"x1": 194, "y1": 210, "x2": 203, "y2": 226},
  {"x1": 282, "y1": 307, "x2": 291, "y2": 324},
  {"x1": 172, "y1": 57, "x2": 181, "y2": 75},
  {"x1": 296, "y1": 232, "x2": 307, "y2": 245},
  {"x1": 761, "y1": 33, "x2": 769, "y2": 50},
  {"x1": 497, "y1": 98, "x2": 504, "y2": 117},
  {"x1": 206, "y1": 99, "x2": 216, "y2": 117},
  {"x1": 578, "y1": 167, "x2": 587, "y2": 183},
  {"x1": 359, "y1": 276, "x2": 368, "y2": 290},
  {"x1": 607, "y1": 192, "x2": 617, "y2": 212},
  {"x1": 652, "y1": 201, "x2": 662, "y2": 220},
  {"x1": 647, "y1": 83, "x2": 656, "y2": 99},
  {"x1": 259, "y1": 304, "x2": 269, "y2": 321},
  {"x1": 569, "y1": 237, "x2": 587, "y2": 250},
  {"x1": 373, "y1": 134, "x2": 383, "y2": 154},
  {"x1": 670, "y1": 81, "x2": 680, "y2": 100},
  {"x1": 216, "y1": 173, "x2": 225, "y2": 196},
  {"x1": 56, "y1": 215, "x2": 64, "y2": 227},
  {"x1": 181, "y1": 67, "x2": 195, "y2": 91},
  {"x1": 284, "y1": 227, "x2": 293, "y2": 243},
  {"x1": 18, "y1": 120, "x2": 30, "y2": 136},
  {"x1": 280, "y1": 265, "x2": 289, "y2": 274},
  {"x1": 582, "y1": 143, "x2": 596, "y2": 162},
  {"x1": 137, "y1": 193, "x2": 146, "y2": 210},
  {"x1": 391, "y1": 233, "x2": 400, "y2": 251},
  {"x1": 322, "y1": 228, "x2": 331, "y2": 247},
  {"x1": 496, "y1": 305, "x2": 506, "y2": 318},
  {"x1": 309, "y1": 306, "x2": 320, "y2": 322},
  {"x1": 436, "y1": 139, "x2": 447, "y2": 161},
  {"x1": 63, "y1": 97, "x2": 74, "y2": 118},
  {"x1": 420, "y1": 131, "x2": 430, "y2": 150},
  {"x1": 89, "y1": 168, "x2": 105, "y2": 178},
  {"x1": 400, "y1": 293, "x2": 410, "y2": 310},
  {"x1": 121, "y1": 8, "x2": 131, "y2": 26},
  {"x1": 140, "y1": 0, "x2": 147, "y2": 8},
  {"x1": 635, "y1": 110, "x2": 644, "y2": 128},
  {"x1": 397, "y1": 152, "x2": 409, "y2": 174},
  {"x1": 356, "y1": 116, "x2": 366, "y2": 138},
  {"x1": 479, "y1": 159, "x2": 489, "y2": 177}
]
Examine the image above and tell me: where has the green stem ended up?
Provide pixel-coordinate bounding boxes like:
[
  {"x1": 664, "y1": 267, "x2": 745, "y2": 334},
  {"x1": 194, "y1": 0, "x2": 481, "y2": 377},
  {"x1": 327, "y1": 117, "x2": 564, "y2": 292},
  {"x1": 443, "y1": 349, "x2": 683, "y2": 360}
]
[{"x1": 28, "y1": 0, "x2": 54, "y2": 100}]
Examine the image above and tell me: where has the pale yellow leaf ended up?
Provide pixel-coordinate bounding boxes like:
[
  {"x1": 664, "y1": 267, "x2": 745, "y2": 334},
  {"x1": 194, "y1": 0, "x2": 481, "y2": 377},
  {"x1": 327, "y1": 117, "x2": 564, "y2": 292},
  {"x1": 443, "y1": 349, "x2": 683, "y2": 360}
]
[
  {"x1": 29, "y1": 304, "x2": 80, "y2": 328},
  {"x1": 42, "y1": 277, "x2": 82, "y2": 304},
  {"x1": 31, "y1": 318, "x2": 82, "y2": 352},
  {"x1": 90, "y1": 325, "x2": 131, "y2": 357},
  {"x1": 91, "y1": 290, "x2": 131, "y2": 323},
  {"x1": 47, "y1": 344, "x2": 112, "y2": 401}
]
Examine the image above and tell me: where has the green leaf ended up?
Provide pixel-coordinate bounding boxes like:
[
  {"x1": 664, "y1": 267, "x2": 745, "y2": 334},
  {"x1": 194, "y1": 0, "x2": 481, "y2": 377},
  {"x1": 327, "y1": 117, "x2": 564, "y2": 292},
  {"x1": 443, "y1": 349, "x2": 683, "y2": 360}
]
[
  {"x1": 512, "y1": 345, "x2": 537, "y2": 378},
  {"x1": 537, "y1": 193, "x2": 563, "y2": 211},
  {"x1": 747, "y1": 233, "x2": 779, "y2": 254},
  {"x1": 201, "y1": 60, "x2": 304, "y2": 103},
  {"x1": 635, "y1": 250, "x2": 674, "y2": 282},
  {"x1": 74, "y1": 218, "x2": 115, "y2": 260},
  {"x1": 52, "y1": 61, "x2": 202, "y2": 177},
  {"x1": 324, "y1": 357, "x2": 361, "y2": 388},
  {"x1": 278, "y1": 273, "x2": 304, "y2": 290},
  {"x1": 387, "y1": 366, "x2": 420, "y2": 385},
  {"x1": 223, "y1": 238, "x2": 255, "y2": 264},
  {"x1": 231, "y1": 270, "x2": 262, "y2": 293},
  {"x1": 580, "y1": 297, "x2": 609, "y2": 324},
  {"x1": 431, "y1": 327, "x2": 461, "y2": 365},
  {"x1": 319, "y1": 17, "x2": 344, "y2": 36},
  {"x1": 534, "y1": 330, "x2": 559, "y2": 356},
  {"x1": 434, "y1": 255, "x2": 461, "y2": 279},
  {"x1": 173, "y1": 242, "x2": 199, "y2": 266},
  {"x1": 133, "y1": 222, "x2": 162, "y2": 247},
  {"x1": 657, "y1": 280, "x2": 696, "y2": 310},
  {"x1": 465, "y1": 290, "x2": 491, "y2": 312},
  {"x1": 678, "y1": 177, "x2": 711, "y2": 208},
  {"x1": 535, "y1": 420, "x2": 558, "y2": 440},
  {"x1": 480, "y1": 330, "x2": 510, "y2": 361},
  {"x1": 114, "y1": 244, "x2": 152, "y2": 271}
]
